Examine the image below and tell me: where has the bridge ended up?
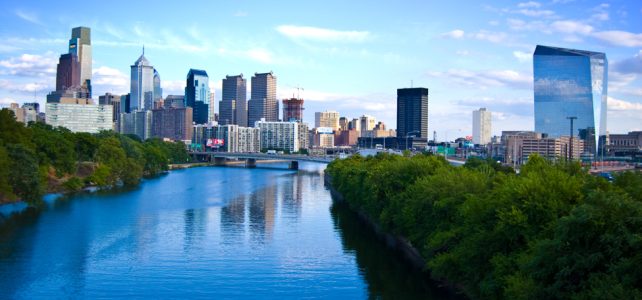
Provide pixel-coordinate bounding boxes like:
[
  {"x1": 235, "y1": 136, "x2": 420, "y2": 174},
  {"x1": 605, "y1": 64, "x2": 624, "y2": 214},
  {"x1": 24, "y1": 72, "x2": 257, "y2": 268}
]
[{"x1": 190, "y1": 152, "x2": 334, "y2": 170}]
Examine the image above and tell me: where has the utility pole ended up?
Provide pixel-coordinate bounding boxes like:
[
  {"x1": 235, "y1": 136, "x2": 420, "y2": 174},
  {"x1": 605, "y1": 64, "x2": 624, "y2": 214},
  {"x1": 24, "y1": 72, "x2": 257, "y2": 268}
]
[{"x1": 567, "y1": 116, "x2": 577, "y2": 161}]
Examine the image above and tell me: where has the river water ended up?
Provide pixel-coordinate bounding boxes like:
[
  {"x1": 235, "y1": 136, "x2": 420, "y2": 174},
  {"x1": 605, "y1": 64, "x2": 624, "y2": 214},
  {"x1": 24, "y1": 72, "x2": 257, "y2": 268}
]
[{"x1": 0, "y1": 163, "x2": 457, "y2": 299}]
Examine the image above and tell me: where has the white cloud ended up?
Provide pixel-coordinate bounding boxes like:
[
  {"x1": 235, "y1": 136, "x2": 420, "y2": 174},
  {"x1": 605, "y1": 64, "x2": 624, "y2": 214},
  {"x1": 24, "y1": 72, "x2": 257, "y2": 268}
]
[
  {"x1": 611, "y1": 50, "x2": 642, "y2": 75},
  {"x1": 608, "y1": 97, "x2": 642, "y2": 111},
  {"x1": 92, "y1": 66, "x2": 129, "y2": 95},
  {"x1": 515, "y1": 9, "x2": 556, "y2": 17},
  {"x1": 161, "y1": 80, "x2": 185, "y2": 96},
  {"x1": 245, "y1": 48, "x2": 273, "y2": 64},
  {"x1": 518, "y1": 1, "x2": 541, "y2": 8},
  {"x1": 0, "y1": 79, "x2": 52, "y2": 94},
  {"x1": 592, "y1": 31, "x2": 642, "y2": 47},
  {"x1": 15, "y1": 10, "x2": 43, "y2": 25},
  {"x1": 441, "y1": 29, "x2": 465, "y2": 39},
  {"x1": 442, "y1": 29, "x2": 507, "y2": 43},
  {"x1": 513, "y1": 50, "x2": 531, "y2": 62},
  {"x1": 0, "y1": 52, "x2": 57, "y2": 77},
  {"x1": 276, "y1": 25, "x2": 370, "y2": 43},
  {"x1": 426, "y1": 69, "x2": 532, "y2": 90},
  {"x1": 550, "y1": 20, "x2": 594, "y2": 35}
]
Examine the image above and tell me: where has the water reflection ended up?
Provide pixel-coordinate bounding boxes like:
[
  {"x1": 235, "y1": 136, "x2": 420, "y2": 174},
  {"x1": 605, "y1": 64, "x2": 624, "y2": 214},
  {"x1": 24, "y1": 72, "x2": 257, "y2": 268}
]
[
  {"x1": 330, "y1": 201, "x2": 463, "y2": 300},
  {"x1": 0, "y1": 164, "x2": 457, "y2": 299}
]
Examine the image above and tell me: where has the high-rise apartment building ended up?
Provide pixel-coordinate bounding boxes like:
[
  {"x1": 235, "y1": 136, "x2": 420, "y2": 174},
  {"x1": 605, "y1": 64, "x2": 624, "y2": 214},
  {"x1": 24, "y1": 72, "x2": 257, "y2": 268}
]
[
  {"x1": 220, "y1": 74, "x2": 247, "y2": 126},
  {"x1": 315, "y1": 111, "x2": 340, "y2": 130},
  {"x1": 151, "y1": 107, "x2": 193, "y2": 141},
  {"x1": 282, "y1": 98, "x2": 304, "y2": 122},
  {"x1": 256, "y1": 121, "x2": 302, "y2": 152},
  {"x1": 397, "y1": 88, "x2": 429, "y2": 139},
  {"x1": 68, "y1": 27, "x2": 92, "y2": 96},
  {"x1": 472, "y1": 108, "x2": 492, "y2": 145},
  {"x1": 533, "y1": 45, "x2": 607, "y2": 154},
  {"x1": 248, "y1": 72, "x2": 278, "y2": 126},
  {"x1": 185, "y1": 69, "x2": 210, "y2": 124},
  {"x1": 46, "y1": 103, "x2": 112, "y2": 133},
  {"x1": 130, "y1": 49, "x2": 155, "y2": 111}
]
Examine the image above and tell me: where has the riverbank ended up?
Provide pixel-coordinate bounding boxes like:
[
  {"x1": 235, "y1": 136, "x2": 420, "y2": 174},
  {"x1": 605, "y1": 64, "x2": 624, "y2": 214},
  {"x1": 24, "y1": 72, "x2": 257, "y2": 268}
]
[{"x1": 324, "y1": 173, "x2": 463, "y2": 297}]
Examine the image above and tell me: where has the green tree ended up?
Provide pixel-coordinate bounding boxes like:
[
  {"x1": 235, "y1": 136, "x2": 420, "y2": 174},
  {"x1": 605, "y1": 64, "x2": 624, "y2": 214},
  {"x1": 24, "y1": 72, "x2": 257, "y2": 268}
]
[
  {"x1": 0, "y1": 145, "x2": 17, "y2": 202},
  {"x1": 6, "y1": 144, "x2": 43, "y2": 204}
]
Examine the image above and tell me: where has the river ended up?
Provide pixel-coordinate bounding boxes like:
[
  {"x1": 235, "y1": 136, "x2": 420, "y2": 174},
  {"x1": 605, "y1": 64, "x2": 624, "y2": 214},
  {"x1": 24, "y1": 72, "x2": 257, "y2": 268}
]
[{"x1": 0, "y1": 163, "x2": 457, "y2": 299}]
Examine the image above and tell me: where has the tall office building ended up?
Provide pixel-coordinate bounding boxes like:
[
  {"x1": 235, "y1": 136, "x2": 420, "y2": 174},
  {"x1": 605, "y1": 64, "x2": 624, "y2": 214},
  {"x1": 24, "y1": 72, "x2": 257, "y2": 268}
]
[
  {"x1": 220, "y1": 74, "x2": 247, "y2": 126},
  {"x1": 68, "y1": 27, "x2": 92, "y2": 96},
  {"x1": 533, "y1": 45, "x2": 607, "y2": 154},
  {"x1": 282, "y1": 98, "x2": 304, "y2": 122},
  {"x1": 130, "y1": 48, "x2": 155, "y2": 111},
  {"x1": 359, "y1": 114, "x2": 376, "y2": 137},
  {"x1": 185, "y1": 69, "x2": 210, "y2": 124},
  {"x1": 472, "y1": 108, "x2": 492, "y2": 145},
  {"x1": 55, "y1": 53, "x2": 80, "y2": 91},
  {"x1": 153, "y1": 69, "x2": 162, "y2": 107},
  {"x1": 396, "y1": 88, "x2": 429, "y2": 138},
  {"x1": 209, "y1": 91, "x2": 216, "y2": 123},
  {"x1": 164, "y1": 95, "x2": 185, "y2": 109},
  {"x1": 248, "y1": 72, "x2": 278, "y2": 126},
  {"x1": 315, "y1": 111, "x2": 340, "y2": 130}
]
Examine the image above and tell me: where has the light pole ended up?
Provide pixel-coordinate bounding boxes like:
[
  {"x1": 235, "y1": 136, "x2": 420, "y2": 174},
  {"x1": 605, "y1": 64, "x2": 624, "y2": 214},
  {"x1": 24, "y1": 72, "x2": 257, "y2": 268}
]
[
  {"x1": 406, "y1": 130, "x2": 420, "y2": 151},
  {"x1": 566, "y1": 116, "x2": 577, "y2": 161}
]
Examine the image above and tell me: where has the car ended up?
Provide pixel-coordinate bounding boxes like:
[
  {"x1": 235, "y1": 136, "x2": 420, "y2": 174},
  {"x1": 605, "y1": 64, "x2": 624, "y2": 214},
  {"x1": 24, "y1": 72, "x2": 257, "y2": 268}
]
[{"x1": 598, "y1": 172, "x2": 614, "y2": 182}]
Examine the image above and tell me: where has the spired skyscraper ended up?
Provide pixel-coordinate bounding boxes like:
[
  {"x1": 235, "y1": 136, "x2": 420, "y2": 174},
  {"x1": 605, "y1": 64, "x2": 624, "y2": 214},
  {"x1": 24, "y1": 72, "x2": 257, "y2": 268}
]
[
  {"x1": 220, "y1": 74, "x2": 247, "y2": 126},
  {"x1": 396, "y1": 88, "x2": 429, "y2": 139},
  {"x1": 130, "y1": 48, "x2": 155, "y2": 111},
  {"x1": 248, "y1": 72, "x2": 278, "y2": 126},
  {"x1": 533, "y1": 45, "x2": 607, "y2": 155},
  {"x1": 185, "y1": 69, "x2": 210, "y2": 124},
  {"x1": 68, "y1": 27, "x2": 92, "y2": 97}
]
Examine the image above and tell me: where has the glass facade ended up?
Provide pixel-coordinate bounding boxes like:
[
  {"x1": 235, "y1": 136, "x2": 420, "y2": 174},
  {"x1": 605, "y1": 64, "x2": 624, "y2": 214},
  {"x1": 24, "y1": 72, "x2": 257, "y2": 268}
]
[
  {"x1": 46, "y1": 103, "x2": 113, "y2": 133},
  {"x1": 533, "y1": 45, "x2": 607, "y2": 154},
  {"x1": 185, "y1": 69, "x2": 210, "y2": 124},
  {"x1": 130, "y1": 52, "x2": 155, "y2": 111}
]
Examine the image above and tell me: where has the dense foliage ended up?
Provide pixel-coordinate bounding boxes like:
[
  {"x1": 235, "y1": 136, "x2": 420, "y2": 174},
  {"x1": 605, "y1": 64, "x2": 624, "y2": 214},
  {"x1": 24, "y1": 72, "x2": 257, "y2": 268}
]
[
  {"x1": 326, "y1": 153, "x2": 642, "y2": 299},
  {"x1": 0, "y1": 108, "x2": 190, "y2": 204}
]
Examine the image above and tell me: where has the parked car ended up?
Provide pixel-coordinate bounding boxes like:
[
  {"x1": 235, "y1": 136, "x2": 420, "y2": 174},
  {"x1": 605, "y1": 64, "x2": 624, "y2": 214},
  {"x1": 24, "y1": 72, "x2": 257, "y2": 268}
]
[{"x1": 598, "y1": 172, "x2": 614, "y2": 182}]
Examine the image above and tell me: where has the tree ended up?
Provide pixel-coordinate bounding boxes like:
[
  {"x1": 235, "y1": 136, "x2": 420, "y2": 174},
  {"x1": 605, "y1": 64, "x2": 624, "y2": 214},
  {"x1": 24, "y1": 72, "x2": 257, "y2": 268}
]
[
  {"x1": 6, "y1": 144, "x2": 43, "y2": 204},
  {"x1": 0, "y1": 145, "x2": 16, "y2": 202}
]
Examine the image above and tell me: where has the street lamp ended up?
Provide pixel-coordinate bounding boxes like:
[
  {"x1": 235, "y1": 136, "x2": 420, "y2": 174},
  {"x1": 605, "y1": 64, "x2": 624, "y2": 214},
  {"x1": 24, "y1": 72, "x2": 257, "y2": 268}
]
[{"x1": 406, "y1": 130, "x2": 420, "y2": 151}]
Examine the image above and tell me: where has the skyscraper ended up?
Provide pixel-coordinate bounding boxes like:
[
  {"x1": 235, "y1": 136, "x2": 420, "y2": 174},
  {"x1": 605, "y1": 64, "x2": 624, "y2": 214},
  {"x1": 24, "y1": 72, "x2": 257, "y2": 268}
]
[
  {"x1": 282, "y1": 98, "x2": 304, "y2": 122},
  {"x1": 473, "y1": 108, "x2": 492, "y2": 145},
  {"x1": 68, "y1": 27, "x2": 92, "y2": 96},
  {"x1": 248, "y1": 72, "x2": 278, "y2": 126},
  {"x1": 533, "y1": 45, "x2": 607, "y2": 154},
  {"x1": 55, "y1": 53, "x2": 80, "y2": 91},
  {"x1": 153, "y1": 69, "x2": 162, "y2": 107},
  {"x1": 185, "y1": 69, "x2": 210, "y2": 124},
  {"x1": 220, "y1": 74, "x2": 247, "y2": 126},
  {"x1": 396, "y1": 88, "x2": 429, "y2": 138},
  {"x1": 130, "y1": 48, "x2": 155, "y2": 111}
]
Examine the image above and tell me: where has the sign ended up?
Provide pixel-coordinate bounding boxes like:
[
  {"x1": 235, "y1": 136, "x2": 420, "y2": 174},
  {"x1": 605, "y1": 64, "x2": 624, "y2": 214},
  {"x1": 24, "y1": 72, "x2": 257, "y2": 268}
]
[{"x1": 207, "y1": 139, "x2": 225, "y2": 147}]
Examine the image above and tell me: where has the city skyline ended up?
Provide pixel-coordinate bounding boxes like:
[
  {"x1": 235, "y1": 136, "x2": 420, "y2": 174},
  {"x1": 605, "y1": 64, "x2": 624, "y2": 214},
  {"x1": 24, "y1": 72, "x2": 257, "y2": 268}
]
[{"x1": 0, "y1": 1, "x2": 641, "y2": 136}]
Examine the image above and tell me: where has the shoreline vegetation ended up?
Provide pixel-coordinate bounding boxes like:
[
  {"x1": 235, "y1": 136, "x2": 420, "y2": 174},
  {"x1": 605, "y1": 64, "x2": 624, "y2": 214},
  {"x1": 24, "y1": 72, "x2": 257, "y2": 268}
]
[
  {"x1": 326, "y1": 153, "x2": 642, "y2": 299},
  {"x1": 0, "y1": 109, "x2": 190, "y2": 206}
]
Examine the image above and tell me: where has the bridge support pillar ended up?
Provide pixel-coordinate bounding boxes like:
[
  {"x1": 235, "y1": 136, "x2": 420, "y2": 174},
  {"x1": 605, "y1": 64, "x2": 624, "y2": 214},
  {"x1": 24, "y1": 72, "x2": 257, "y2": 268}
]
[
  {"x1": 246, "y1": 158, "x2": 257, "y2": 168},
  {"x1": 288, "y1": 161, "x2": 299, "y2": 170},
  {"x1": 213, "y1": 157, "x2": 226, "y2": 166}
]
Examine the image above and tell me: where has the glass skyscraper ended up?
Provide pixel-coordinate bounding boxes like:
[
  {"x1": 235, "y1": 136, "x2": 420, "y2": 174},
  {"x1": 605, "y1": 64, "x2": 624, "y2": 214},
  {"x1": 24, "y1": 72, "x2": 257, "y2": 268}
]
[
  {"x1": 220, "y1": 74, "x2": 247, "y2": 127},
  {"x1": 130, "y1": 49, "x2": 155, "y2": 111},
  {"x1": 185, "y1": 69, "x2": 210, "y2": 124},
  {"x1": 248, "y1": 72, "x2": 278, "y2": 126},
  {"x1": 68, "y1": 27, "x2": 92, "y2": 96},
  {"x1": 396, "y1": 88, "x2": 429, "y2": 139},
  {"x1": 533, "y1": 45, "x2": 607, "y2": 154}
]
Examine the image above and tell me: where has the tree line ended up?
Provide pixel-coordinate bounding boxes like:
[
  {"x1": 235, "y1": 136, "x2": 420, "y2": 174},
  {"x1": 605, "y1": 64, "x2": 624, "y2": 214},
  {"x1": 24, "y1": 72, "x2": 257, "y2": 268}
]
[
  {"x1": 0, "y1": 109, "x2": 190, "y2": 204},
  {"x1": 326, "y1": 153, "x2": 642, "y2": 299}
]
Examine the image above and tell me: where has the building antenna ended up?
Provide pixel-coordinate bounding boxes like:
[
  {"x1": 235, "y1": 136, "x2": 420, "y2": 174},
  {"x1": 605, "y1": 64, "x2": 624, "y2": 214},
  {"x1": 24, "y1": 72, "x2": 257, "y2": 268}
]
[{"x1": 143, "y1": 44, "x2": 145, "y2": 55}]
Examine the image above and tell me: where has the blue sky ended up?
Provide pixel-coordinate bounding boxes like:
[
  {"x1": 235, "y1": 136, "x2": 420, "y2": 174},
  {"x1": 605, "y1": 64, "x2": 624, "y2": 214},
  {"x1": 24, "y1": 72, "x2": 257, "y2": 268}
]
[{"x1": 0, "y1": 0, "x2": 641, "y2": 137}]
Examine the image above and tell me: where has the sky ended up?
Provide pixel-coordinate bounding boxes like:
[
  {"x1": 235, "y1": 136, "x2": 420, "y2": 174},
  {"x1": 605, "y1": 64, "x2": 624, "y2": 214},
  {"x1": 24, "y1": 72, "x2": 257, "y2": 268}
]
[{"x1": 0, "y1": 0, "x2": 640, "y2": 138}]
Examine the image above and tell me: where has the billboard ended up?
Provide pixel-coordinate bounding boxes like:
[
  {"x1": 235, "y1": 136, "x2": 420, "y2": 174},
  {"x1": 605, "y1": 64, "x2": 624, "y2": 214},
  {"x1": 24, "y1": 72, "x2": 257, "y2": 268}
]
[{"x1": 207, "y1": 139, "x2": 225, "y2": 147}]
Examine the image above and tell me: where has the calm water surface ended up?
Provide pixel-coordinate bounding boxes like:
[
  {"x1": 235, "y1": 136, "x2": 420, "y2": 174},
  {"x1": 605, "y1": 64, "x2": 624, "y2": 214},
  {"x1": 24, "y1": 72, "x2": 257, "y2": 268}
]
[{"x1": 0, "y1": 163, "x2": 457, "y2": 299}]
